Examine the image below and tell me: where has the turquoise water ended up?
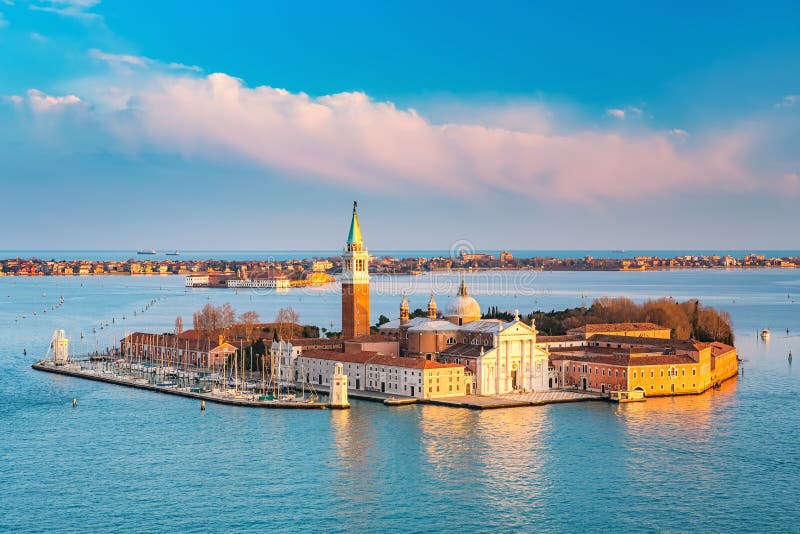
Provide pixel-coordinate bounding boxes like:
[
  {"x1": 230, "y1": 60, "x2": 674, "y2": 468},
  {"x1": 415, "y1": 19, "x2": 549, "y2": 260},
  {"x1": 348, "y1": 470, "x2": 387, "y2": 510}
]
[{"x1": 2, "y1": 270, "x2": 799, "y2": 532}]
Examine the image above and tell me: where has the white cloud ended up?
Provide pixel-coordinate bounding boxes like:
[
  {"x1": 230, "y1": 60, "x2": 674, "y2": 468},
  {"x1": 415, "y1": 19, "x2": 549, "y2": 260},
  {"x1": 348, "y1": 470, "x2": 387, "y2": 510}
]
[
  {"x1": 607, "y1": 108, "x2": 626, "y2": 120},
  {"x1": 18, "y1": 89, "x2": 84, "y2": 112},
  {"x1": 30, "y1": 32, "x2": 47, "y2": 41},
  {"x1": 775, "y1": 94, "x2": 799, "y2": 108},
  {"x1": 669, "y1": 129, "x2": 689, "y2": 137},
  {"x1": 29, "y1": 0, "x2": 101, "y2": 20},
  {"x1": 607, "y1": 106, "x2": 647, "y2": 120},
  {"x1": 89, "y1": 49, "x2": 201, "y2": 72},
  {"x1": 0, "y1": 11, "x2": 8, "y2": 27}
]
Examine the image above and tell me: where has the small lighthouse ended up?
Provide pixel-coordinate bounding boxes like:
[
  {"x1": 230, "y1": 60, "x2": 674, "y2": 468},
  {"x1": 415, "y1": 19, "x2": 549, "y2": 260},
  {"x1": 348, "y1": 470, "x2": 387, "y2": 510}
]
[
  {"x1": 53, "y1": 330, "x2": 69, "y2": 364},
  {"x1": 329, "y1": 362, "x2": 350, "y2": 409}
]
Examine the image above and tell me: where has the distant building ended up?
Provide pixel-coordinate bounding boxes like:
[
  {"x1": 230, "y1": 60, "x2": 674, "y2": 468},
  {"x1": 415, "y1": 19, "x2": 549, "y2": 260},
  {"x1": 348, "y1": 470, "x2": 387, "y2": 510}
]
[
  {"x1": 226, "y1": 278, "x2": 290, "y2": 288},
  {"x1": 313, "y1": 260, "x2": 333, "y2": 271},
  {"x1": 185, "y1": 274, "x2": 209, "y2": 287},
  {"x1": 460, "y1": 251, "x2": 495, "y2": 261}
]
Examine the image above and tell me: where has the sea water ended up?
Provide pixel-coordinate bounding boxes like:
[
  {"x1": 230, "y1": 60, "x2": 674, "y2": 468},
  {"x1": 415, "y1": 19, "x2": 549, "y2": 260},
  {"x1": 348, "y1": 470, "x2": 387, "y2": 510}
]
[{"x1": 1, "y1": 269, "x2": 799, "y2": 532}]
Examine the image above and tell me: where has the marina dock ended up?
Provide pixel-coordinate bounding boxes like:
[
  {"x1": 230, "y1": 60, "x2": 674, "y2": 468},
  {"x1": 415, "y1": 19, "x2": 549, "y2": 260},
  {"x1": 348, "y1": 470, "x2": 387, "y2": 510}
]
[{"x1": 32, "y1": 360, "x2": 330, "y2": 410}]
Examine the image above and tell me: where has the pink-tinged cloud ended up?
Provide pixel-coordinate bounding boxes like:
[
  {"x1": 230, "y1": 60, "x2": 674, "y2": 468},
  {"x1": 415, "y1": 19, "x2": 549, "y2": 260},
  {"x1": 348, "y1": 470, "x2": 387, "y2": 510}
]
[
  {"x1": 781, "y1": 173, "x2": 800, "y2": 195},
  {"x1": 109, "y1": 73, "x2": 752, "y2": 202},
  {"x1": 19, "y1": 73, "x2": 759, "y2": 202}
]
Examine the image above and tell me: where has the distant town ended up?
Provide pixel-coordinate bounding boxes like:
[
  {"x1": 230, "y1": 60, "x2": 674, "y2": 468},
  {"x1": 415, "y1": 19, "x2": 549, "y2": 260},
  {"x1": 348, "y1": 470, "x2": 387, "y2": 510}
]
[{"x1": 0, "y1": 251, "x2": 798, "y2": 280}]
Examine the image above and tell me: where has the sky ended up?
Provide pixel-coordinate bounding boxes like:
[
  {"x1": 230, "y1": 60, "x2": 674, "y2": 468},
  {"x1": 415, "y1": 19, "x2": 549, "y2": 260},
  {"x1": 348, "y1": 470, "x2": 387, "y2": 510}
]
[{"x1": 1, "y1": 0, "x2": 799, "y2": 250}]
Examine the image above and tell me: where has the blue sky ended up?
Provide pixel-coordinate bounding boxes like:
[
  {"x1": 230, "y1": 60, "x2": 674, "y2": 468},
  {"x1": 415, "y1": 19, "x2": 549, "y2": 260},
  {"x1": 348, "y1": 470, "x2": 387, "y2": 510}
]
[{"x1": 1, "y1": 1, "x2": 799, "y2": 250}]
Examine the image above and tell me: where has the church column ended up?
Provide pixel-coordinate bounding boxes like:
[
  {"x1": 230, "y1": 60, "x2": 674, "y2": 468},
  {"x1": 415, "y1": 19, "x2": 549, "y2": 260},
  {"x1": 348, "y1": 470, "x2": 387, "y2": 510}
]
[
  {"x1": 528, "y1": 340, "x2": 534, "y2": 389},
  {"x1": 505, "y1": 340, "x2": 511, "y2": 393},
  {"x1": 495, "y1": 347, "x2": 501, "y2": 395}
]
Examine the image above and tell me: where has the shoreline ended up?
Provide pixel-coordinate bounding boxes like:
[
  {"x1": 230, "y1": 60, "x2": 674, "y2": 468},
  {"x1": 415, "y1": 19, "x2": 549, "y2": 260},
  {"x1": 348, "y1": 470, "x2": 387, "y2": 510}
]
[{"x1": 2, "y1": 264, "x2": 799, "y2": 279}]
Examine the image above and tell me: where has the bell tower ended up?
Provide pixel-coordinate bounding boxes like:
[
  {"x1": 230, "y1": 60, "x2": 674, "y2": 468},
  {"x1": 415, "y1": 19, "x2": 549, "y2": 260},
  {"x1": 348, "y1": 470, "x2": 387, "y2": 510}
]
[
  {"x1": 427, "y1": 294, "x2": 437, "y2": 319},
  {"x1": 341, "y1": 201, "x2": 370, "y2": 339},
  {"x1": 400, "y1": 293, "x2": 409, "y2": 324}
]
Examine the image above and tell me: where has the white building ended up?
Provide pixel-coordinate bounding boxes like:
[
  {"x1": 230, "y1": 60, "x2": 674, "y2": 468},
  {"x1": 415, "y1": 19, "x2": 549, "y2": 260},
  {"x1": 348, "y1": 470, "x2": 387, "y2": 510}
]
[
  {"x1": 269, "y1": 338, "x2": 344, "y2": 386},
  {"x1": 185, "y1": 274, "x2": 209, "y2": 287},
  {"x1": 296, "y1": 350, "x2": 466, "y2": 399},
  {"x1": 226, "y1": 278, "x2": 290, "y2": 289}
]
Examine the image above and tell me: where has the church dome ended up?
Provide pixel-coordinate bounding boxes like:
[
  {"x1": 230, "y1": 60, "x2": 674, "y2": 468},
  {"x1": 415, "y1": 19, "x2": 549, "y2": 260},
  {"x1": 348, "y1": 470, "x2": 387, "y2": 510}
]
[{"x1": 445, "y1": 279, "x2": 481, "y2": 324}]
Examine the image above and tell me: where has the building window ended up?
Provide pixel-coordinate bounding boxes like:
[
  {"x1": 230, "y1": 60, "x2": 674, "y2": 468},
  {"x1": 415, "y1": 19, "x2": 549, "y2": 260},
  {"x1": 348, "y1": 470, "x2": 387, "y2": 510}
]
[{"x1": 692, "y1": 369, "x2": 696, "y2": 376}]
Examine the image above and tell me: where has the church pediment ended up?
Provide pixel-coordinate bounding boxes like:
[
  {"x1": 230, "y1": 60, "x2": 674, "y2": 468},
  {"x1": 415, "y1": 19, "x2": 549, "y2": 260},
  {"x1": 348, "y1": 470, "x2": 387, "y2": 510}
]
[{"x1": 498, "y1": 320, "x2": 537, "y2": 338}]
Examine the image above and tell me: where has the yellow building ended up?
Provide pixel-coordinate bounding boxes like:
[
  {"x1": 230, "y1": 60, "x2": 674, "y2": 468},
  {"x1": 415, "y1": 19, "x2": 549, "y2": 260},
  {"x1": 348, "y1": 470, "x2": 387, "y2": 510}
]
[
  {"x1": 567, "y1": 322, "x2": 672, "y2": 339},
  {"x1": 551, "y1": 335, "x2": 738, "y2": 397}
]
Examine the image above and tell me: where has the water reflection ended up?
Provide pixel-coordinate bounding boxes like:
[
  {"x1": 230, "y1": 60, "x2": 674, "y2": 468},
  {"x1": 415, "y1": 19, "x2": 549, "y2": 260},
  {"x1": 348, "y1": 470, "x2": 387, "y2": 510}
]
[
  {"x1": 417, "y1": 404, "x2": 550, "y2": 529},
  {"x1": 329, "y1": 405, "x2": 374, "y2": 474}
]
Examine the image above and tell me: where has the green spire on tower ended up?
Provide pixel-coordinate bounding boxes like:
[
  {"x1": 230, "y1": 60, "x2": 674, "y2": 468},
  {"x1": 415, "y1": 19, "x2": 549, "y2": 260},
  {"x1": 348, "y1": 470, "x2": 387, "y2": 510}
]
[{"x1": 347, "y1": 200, "x2": 363, "y2": 244}]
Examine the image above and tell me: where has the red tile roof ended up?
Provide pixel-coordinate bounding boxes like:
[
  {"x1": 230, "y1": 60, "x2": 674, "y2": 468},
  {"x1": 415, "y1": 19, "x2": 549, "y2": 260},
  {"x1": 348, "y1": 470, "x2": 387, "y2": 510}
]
[
  {"x1": 585, "y1": 334, "x2": 707, "y2": 352},
  {"x1": 299, "y1": 350, "x2": 462, "y2": 370},
  {"x1": 439, "y1": 343, "x2": 485, "y2": 358},
  {"x1": 368, "y1": 353, "x2": 462, "y2": 370},
  {"x1": 538, "y1": 335, "x2": 584, "y2": 343},
  {"x1": 347, "y1": 335, "x2": 396, "y2": 343},
  {"x1": 300, "y1": 350, "x2": 377, "y2": 364},
  {"x1": 549, "y1": 348, "x2": 697, "y2": 366},
  {"x1": 284, "y1": 338, "x2": 343, "y2": 347}
]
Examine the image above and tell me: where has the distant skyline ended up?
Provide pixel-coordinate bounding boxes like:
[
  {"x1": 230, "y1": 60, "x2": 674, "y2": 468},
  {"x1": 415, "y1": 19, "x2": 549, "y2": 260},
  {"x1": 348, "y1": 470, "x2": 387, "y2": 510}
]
[{"x1": 1, "y1": 1, "x2": 799, "y2": 249}]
